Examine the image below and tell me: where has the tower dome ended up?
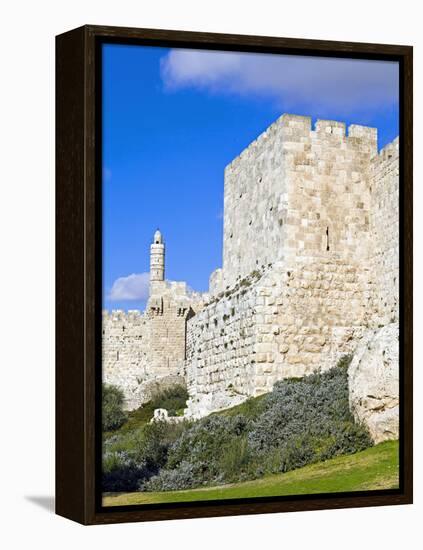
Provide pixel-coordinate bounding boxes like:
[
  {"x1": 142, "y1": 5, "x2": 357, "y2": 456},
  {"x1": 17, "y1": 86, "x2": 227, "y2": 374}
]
[{"x1": 153, "y1": 229, "x2": 163, "y2": 245}]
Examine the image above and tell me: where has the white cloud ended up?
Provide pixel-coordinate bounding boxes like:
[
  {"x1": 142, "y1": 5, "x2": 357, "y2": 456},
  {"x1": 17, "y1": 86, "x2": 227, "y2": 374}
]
[
  {"x1": 108, "y1": 272, "x2": 150, "y2": 301},
  {"x1": 161, "y1": 49, "x2": 242, "y2": 89},
  {"x1": 161, "y1": 49, "x2": 398, "y2": 113}
]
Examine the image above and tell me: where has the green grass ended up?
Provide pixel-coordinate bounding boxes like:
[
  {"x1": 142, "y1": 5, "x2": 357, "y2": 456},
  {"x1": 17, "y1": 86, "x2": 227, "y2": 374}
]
[{"x1": 103, "y1": 439, "x2": 399, "y2": 507}]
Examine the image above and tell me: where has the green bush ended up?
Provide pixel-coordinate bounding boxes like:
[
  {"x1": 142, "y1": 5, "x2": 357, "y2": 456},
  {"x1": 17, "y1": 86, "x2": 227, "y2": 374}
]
[
  {"x1": 102, "y1": 384, "x2": 127, "y2": 431},
  {"x1": 218, "y1": 435, "x2": 250, "y2": 481},
  {"x1": 103, "y1": 356, "x2": 373, "y2": 493},
  {"x1": 102, "y1": 419, "x2": 187, "y2": 492},
  {"x1": 142, "y1": 356, "x2": 372, "y2": 491}
]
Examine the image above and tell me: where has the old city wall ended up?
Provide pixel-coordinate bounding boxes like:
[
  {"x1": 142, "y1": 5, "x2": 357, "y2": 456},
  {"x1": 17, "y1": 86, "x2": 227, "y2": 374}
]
[
  {"x1": 186, "y1": 259, "x2": 372, "y2": 417},
  {"x1": 102, "y1": 310, "x2": 151, "y2": 409},
  {"x1": 186, "y1": 269, "x2": 262, "y2": 416},
  {"x1": 222, "y1": 114, "x2": 377, "y2": 289},
  {"x1": 103, "y1": 304, "x2": 188, "y2": 410},
  {"x1": 103, "y1": 280, "x2": 207, "y2": 410},
  {"x1": 368, "y1": 138, "x2": 399, "y2": 326},
  {"x1": 266, "y1": 115, "x2": 380, "y2": 384},
  {"x1": 186, "y1": 115, "x2": 399, "y2": 417}
]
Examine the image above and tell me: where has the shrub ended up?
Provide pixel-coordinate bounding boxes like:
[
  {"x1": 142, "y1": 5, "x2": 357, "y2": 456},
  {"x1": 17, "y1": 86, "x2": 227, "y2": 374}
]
[
  {"x1": 141, "y1": 356, "x2": 372, "y2": 492},
  {"x1": 102, "y1": 420, "x2": 187, "y2": 492},
  {"x1": 140, "y1": 461, "x2": 201, "y2": 492},
  {"x1": 102, "y1": 451, "x2": 146, "y2": 492},
  {"x1": 142, "y1": 415, "x2": 251, "y2": 491},
  {"x1": 218, "y1": 435, "x2": 250, "y2": 481},
  {"x1": 102, "y1": 384, "x2": 127, "y2": 431},
  {"x1": 247, "y1": 355, "x2": 372, "y2": 474},
  {"x1": 218, "y1": 394, "x2": 267, "y2": 419},
  {"x1": 103, "y1": 356, "x2": 372, "y2": 493}
]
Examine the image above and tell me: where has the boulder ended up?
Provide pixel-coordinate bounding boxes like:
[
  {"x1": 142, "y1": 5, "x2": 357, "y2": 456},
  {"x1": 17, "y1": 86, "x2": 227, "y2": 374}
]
[{"x1": 348, "y1": 323, "x2": 399, "y2": 444}]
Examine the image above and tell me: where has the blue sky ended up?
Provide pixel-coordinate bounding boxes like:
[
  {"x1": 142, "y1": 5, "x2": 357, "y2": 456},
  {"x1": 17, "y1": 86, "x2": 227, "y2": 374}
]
[{"x1": 102, "y1": 44, "x2": 399, "y2": 312}]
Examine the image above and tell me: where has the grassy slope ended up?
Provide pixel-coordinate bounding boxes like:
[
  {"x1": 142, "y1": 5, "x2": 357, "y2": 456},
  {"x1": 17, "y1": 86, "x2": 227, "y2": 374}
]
[{"x1": 103, "y1": 439, "x2": 399, "y2": 507}]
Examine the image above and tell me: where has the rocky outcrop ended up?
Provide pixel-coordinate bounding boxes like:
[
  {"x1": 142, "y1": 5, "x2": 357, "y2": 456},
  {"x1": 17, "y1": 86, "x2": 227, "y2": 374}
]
[{"x1": 348, "y1": 323, "x2": 399, "y2": 444}]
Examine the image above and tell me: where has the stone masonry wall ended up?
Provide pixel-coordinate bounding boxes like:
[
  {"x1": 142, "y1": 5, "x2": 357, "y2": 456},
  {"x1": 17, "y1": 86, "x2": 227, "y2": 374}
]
[
  {"x1": 186, "y1": 257, "x2": 370, "y2": 417},
  {"x1": 103, "y1": 280, "x2": 208, "y2": 410},
  {"x1": 102, "y1": 310, "x2": 150, "y2": 409},
  {"x1": 103, "y1": 298, "x2": 188, "y2": 410},
  {"x1": 186, "y1": 269, "x2": 261, "y2": 416},
  {"x1": 368, "y1": 138, "x2": 399, "y2": 326},
  {"x1": 222, "y1": 114, "x2": 377, "y2": 290},
  {"x1": 148, "y1": 295, "x2": 189, "y2": 376},
  {"x1": 186, "y1": 114, "x2": 399, "y2": 417}
]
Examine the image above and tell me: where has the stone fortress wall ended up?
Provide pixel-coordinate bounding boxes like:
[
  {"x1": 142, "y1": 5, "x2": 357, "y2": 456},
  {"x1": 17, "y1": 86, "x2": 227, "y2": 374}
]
[
  {"x1": 220, "y1": 115, "x2": 377, "y2": 289},
  {"x1": 103, "y1": 114, "x2": 399, "y2": 427},
  {"x1": 185, "y1": 114, "x2": 399, "y2": 417},
  {"x1": 368, "y1": 138, "x2": 399, "y2": 326},
  {"x1": 102, "y1": 310, "x2": 149, "y2": 397}
]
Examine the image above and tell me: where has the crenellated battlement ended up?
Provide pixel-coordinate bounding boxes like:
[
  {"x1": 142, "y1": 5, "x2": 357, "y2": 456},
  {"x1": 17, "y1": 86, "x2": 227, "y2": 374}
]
[
  {"x1": 225, "y1": 114, "x2": 378, "y2": 178},
  {"x1": 102, "y1": 309, "x2": 145, "y2": 320},
  {"x1": 377, "y1": 136, "x2": 399, "y2": 160}
]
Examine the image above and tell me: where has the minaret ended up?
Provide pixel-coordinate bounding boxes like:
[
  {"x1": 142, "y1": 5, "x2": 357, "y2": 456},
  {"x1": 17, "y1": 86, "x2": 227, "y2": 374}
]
[{"x1": 150, "y1": 229, "x2": 165, "y2": 293}]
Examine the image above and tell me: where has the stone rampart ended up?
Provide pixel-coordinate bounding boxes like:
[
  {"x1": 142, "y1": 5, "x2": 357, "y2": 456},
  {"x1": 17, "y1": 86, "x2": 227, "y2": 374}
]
[
  {"x1": 368, "y1": 138, "x2": 399, "y2": 326},
  {"x1": 186, "y1": 114, "x2": 399, "y2": 417},
  {"x1": 222, "y1": 114, "x2": 377, "y2": 290}
]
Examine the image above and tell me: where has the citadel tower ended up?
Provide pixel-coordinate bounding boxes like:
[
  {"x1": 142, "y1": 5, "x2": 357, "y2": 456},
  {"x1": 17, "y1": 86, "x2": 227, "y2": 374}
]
[
  {"x1": 103, "y1": 229, "x2": 207, "y2": 409},
  {"x1": 150, "y1": 229, "x2": 165, "y2": 294}
]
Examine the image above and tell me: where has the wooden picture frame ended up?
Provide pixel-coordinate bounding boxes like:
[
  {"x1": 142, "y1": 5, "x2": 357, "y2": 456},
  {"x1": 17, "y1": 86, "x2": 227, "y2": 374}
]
[{"x1": 56, "y1": 24, "x2": 413, "y2": 525}]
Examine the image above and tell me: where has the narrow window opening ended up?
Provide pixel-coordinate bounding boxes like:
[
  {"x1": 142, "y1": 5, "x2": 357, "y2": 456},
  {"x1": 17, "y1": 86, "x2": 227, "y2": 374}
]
[{"x1": 326, "y1": 227, "x2": 330, "y2": 251}]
